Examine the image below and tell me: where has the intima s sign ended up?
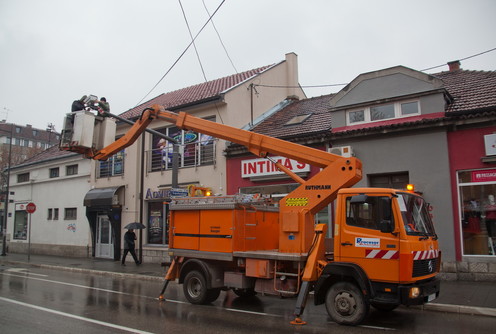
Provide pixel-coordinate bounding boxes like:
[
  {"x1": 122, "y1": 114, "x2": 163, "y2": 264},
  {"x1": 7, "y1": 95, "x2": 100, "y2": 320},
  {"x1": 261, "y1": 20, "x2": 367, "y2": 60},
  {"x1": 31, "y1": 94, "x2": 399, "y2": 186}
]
[{"x1": 241, "y1": 156, "x2": 310, "y2": 178}]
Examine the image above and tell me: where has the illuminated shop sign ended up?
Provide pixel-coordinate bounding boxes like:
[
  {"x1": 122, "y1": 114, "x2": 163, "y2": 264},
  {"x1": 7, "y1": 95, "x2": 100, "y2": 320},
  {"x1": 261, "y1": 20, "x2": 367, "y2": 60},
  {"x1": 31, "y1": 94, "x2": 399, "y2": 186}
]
[
  {"x1": 471, "y1": 169, "x2": 496, "y2": 183},
  {"x1": 241, "y1": 156, "x2": 310, "y2": 178}
]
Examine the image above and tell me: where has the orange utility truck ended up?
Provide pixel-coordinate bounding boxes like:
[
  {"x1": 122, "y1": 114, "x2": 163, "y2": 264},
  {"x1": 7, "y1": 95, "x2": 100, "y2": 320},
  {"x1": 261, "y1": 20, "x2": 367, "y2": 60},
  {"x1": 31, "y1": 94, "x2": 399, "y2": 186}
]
[{"x1": 61, "y1": 104, "x2": 441, "y2": 326}]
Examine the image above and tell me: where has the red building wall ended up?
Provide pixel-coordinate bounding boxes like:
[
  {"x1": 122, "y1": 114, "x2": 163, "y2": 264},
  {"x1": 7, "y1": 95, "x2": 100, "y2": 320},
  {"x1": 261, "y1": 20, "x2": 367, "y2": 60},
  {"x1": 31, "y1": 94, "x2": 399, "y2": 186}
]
[{"x1": 448, "y1": 125, "x2": 496, "y2": 260}]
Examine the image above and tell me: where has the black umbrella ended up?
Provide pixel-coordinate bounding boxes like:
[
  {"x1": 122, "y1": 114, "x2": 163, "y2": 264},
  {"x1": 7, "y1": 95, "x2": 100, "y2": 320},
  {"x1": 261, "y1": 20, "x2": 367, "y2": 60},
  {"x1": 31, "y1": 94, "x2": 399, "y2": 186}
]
[{"x1": 124, "y1": 222, "x2": 146, "y2": 230}]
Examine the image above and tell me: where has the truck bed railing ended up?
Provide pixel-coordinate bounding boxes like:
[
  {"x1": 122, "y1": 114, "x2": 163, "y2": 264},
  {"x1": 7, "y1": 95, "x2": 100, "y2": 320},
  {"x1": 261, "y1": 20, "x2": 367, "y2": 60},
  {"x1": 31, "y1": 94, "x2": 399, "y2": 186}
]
[{"x1": 169, "y1": 194, "x2": 279, "y2": 211}]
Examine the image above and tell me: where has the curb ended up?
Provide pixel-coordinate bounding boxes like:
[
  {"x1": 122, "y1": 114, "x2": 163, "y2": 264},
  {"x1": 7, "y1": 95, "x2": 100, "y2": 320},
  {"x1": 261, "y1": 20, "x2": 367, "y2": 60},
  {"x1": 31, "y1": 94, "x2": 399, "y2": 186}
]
[
  {"x1": 1, "y1": 260, "x2": 164, "y2": 282},
  {"x1": 420, "y1": 303, "x2": 496, "y2": 317}
]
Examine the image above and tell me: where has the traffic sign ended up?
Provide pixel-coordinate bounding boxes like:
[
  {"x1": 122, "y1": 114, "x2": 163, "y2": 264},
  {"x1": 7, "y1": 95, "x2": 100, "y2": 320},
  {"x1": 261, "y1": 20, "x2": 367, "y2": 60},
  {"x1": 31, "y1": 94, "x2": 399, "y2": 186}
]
[{"x1": 26, "y1": 202, "x2": 36, "y2": 214}]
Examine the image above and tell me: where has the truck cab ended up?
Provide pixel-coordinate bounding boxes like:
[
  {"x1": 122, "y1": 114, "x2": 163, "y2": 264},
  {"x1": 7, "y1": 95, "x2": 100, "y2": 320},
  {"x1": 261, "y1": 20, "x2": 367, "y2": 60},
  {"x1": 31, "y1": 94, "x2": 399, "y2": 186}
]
[{"x1": 314, "y1": 188, "x2": 440, "y2": 324}]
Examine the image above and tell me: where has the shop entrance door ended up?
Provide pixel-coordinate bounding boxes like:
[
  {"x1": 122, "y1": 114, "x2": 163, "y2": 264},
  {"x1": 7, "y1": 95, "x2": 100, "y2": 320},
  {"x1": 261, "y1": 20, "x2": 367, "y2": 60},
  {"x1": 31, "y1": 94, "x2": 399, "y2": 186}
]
[{"x1": 96, "y1": 215, "x2": 114, "y2": 259}]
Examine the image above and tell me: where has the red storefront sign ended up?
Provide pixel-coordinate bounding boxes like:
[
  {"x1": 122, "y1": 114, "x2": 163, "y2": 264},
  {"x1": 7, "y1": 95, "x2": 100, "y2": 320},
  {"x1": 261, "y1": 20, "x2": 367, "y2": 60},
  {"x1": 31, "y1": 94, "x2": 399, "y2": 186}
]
[
  {"x1": 471, "y1": 169, "x2": 496, "y2": 183},
  {"x1": 241, "y1": 157, "x2": 310, "y2": 178}
]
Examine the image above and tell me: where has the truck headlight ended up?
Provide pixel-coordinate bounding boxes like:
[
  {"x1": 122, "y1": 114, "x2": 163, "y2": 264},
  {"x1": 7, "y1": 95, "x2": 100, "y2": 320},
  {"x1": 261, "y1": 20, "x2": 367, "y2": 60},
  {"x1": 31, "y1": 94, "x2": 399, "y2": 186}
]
[{"x1": 409, "y1": 287, "x2": 421, "y2": 299}]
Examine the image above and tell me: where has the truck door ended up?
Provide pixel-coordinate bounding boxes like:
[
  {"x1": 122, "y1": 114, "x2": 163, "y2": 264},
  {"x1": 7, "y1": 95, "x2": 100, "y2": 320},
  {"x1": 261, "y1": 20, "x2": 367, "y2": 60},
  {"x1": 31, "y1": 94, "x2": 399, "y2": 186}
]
[{"x1": 337, "y1": 194, "x2": 400, "y2": 282}]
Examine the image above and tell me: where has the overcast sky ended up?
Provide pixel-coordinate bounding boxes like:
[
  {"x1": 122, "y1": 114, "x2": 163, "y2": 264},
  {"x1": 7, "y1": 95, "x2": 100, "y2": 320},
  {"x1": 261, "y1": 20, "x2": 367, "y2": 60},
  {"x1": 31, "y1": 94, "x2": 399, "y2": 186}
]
[{"x1": 0, "y1": 0, "x2": 495, "y2": 132}]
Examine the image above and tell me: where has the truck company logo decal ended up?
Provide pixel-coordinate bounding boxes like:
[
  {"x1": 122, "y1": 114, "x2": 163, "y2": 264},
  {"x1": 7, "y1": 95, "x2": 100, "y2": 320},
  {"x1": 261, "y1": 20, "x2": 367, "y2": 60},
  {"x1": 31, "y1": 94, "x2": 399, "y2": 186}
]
[
  {"x1": 412, "y1": 250, "x2": 439, "y2": 260},
  {"x1": 285, "y1": 197, "x2": 309, "y2": 206},
  {"x1": 355, "y1": 237, "x2": 380, "y2": 248},
  {"x1": 365, "y1": 249, "x2": 399, "y2": 259},
  {"x1": 305, "y1": 185, "x2": 331, "y2": 190}
]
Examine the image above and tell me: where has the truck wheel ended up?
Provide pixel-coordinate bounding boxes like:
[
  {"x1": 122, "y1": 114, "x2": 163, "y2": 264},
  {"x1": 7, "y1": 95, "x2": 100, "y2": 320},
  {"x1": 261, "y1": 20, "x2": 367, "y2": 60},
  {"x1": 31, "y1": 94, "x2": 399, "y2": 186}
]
[
  {"x1": 183, "y1": 270, "x2": 220, "y2": 304},
  {"x1": 325, "y1": 282, "x2": 369, "y2": 325},
  {"x1": 371, "y1": 302, "x2": 399, "y2": 312}
]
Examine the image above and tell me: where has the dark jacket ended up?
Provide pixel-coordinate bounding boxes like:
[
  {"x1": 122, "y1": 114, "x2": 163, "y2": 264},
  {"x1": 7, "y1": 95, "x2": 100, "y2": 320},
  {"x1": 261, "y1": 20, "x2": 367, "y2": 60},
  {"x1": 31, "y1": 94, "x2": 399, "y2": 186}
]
[
  {"x1": 71, "y1": 100, "x2": 85, "y2": 112},
  {"x1": 124, "y1": 230, "x2": 136, "y2": 250}
]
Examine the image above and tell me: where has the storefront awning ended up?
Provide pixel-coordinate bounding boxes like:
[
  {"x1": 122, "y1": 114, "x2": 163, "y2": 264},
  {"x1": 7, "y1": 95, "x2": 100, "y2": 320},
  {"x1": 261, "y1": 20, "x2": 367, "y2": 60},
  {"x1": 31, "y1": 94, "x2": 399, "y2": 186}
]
[{"x1": 84, "y1": 186, "x2": 123, "y2": 207}]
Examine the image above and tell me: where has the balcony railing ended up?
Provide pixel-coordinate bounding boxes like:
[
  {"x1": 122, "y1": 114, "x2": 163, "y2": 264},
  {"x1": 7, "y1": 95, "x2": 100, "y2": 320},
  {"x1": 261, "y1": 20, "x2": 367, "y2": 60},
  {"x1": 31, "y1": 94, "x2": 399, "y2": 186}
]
[{"x1": 147, "y1": 139, "x2": 217, "y2": 173}]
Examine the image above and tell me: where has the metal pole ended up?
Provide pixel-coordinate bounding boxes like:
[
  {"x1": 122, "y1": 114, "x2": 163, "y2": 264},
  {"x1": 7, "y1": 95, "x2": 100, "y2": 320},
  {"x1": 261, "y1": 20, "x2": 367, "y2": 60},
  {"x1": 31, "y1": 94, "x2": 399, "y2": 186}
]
[
  {"x1": 139, "y1": 132, "x2": 145, "y2": 263},
  {"x1": 1, "y1": 124, "x2": 13, "y2": 256},
  {"x1": 27, "y1": 212, "x2": 32, "y2": 262}
]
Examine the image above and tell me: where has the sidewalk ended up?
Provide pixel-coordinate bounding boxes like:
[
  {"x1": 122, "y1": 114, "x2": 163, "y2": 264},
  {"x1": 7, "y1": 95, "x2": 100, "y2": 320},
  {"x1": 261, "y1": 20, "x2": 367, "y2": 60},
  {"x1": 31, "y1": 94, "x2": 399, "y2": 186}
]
[{"x1": 1, "y1": 253, "x2": 495, "y2": 317}]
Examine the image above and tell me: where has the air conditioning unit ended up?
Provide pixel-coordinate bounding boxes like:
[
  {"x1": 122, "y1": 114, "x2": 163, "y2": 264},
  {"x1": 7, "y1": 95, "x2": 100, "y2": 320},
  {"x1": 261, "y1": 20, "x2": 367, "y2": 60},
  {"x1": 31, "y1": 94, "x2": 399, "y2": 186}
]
[{"x1": 329, "y1": 146, "x2": 353, "y2": 158}]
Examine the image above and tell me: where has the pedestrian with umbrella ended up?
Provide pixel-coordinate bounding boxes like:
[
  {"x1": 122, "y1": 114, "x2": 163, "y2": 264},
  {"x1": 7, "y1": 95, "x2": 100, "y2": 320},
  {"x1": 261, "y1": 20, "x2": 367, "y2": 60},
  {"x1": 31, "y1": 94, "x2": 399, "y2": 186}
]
[{"x1": 122, "y1": 222, "x2": 144, "y2": 266}]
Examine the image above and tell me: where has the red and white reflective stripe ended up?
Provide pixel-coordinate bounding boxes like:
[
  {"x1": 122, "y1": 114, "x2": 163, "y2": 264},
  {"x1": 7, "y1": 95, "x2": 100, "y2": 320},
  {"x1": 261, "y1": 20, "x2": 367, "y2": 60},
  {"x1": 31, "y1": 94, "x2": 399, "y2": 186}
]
[
  {"x1": 412, "y1": 250, "x2": 439, "y2": 260},
  {"x1": 365, "y1": 249, "x2": 399, "y2": 259}
]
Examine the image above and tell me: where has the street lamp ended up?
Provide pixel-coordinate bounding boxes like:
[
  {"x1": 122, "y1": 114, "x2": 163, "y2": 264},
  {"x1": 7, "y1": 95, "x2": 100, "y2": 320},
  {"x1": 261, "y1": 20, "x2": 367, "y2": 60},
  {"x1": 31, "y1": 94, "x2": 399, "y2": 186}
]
[{"x1": 1, "y1": 124, "x2": 13, "y2": 256}]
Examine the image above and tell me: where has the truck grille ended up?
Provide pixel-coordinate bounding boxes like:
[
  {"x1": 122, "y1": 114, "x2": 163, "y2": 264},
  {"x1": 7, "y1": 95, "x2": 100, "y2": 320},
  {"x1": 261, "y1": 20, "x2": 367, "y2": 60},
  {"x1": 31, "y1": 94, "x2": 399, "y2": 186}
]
[{"x1": 412, "y1": 257, "x2": 439, "y2": 277}]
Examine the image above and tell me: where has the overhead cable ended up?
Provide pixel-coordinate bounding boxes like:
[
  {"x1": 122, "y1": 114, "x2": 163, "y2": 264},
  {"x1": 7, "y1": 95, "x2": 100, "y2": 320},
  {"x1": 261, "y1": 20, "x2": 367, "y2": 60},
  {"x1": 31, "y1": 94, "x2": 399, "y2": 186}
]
[
  {"x1": 202, "y1": 0, "x2": 238, "y2": 73},
  {"x1": 135, "y1": 0, "x2": 226, "y2": 107},
  {"x1": 421, "y1": 47, "x2": 496, "y2": 72}
]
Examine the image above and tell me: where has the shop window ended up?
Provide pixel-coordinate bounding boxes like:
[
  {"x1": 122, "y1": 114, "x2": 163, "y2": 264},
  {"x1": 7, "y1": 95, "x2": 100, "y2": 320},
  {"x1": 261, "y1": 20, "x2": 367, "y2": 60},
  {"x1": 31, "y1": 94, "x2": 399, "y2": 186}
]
[
  {"x1": 14, "y1": 209, "x2": 28, "y2": 240},
  {"x1": 459, "y1": 169, "x2": 496, "y2": 256},
  {"x1": 147, "y1": 201, "x2": 168, "y2": 245}
]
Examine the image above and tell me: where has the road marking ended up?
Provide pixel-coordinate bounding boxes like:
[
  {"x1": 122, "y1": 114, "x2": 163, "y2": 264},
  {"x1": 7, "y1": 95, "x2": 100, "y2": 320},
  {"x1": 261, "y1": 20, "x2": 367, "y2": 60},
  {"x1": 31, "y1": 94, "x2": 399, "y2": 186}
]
[
  {"x1": 1, "y1": 273, "x2": 133, "y2": 296},
  {"x1": 225, "y1": 307, "x2": 282, "y2": 317},
  {"x1": 6, "y1": 268, "x2": 48, "y2": 277},
  {"x1": 360, "y1": 325, "x2": 396, "y2": 330},
  {"x1": 0, "y1": 296, "x2": 155, "y2": 334},
  {"x1": 1, "y1": 273, "x2": 291, "y2": 320}
]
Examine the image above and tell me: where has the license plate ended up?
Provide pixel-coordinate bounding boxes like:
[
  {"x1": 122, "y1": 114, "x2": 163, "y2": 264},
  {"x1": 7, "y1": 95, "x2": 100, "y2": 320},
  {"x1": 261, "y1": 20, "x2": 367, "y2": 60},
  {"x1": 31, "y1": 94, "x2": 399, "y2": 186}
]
[{"x1": 427, "y1": 293, "x2": 437, "y2": 302}]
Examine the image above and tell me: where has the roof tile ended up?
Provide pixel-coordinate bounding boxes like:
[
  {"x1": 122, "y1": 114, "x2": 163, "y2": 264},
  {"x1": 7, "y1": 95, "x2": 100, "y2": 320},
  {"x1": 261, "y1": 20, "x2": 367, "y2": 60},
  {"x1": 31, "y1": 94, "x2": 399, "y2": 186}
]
[{"x1": 119, "y1": 65, "x2": 274, "y2": 119}]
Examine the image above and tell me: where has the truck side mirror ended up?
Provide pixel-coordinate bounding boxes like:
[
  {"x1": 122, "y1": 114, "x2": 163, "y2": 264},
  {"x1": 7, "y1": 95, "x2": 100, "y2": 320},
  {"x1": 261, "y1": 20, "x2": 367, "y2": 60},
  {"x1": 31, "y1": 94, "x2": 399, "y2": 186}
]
[{"x1": 379, "y1": 220, "x2": 394, "y2": 233}]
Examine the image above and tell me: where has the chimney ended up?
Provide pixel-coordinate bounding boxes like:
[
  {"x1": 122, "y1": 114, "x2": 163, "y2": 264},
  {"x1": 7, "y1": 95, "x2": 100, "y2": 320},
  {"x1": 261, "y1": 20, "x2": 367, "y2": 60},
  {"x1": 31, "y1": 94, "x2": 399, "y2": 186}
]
[
  {"x1": 448, "y1": 60, "x2": 461, "y2": 72},
  {"x1": 285, "y1": 52, "x2": 300, "y2": 100}
]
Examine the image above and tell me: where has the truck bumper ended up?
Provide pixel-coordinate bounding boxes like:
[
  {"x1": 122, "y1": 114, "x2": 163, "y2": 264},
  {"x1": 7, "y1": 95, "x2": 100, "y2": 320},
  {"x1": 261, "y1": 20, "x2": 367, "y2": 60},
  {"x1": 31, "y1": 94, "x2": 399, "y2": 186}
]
[{"x1": 399, "y1": 277, "x2": 441, "y2": 306}]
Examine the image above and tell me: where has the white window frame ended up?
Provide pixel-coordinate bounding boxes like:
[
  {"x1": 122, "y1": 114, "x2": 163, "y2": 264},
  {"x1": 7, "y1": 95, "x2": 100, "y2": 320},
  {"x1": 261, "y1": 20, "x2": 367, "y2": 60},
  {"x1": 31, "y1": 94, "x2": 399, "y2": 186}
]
[{"x1": 346, "y1": 100, "x2": 420, "y2": 125}]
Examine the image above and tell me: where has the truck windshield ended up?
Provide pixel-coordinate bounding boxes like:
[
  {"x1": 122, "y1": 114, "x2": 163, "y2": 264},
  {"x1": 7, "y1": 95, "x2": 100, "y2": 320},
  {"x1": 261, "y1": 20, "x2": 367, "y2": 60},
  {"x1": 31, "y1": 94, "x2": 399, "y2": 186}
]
[{"x1": 397, "y1": 193, "x2": 436, "y2": 236}]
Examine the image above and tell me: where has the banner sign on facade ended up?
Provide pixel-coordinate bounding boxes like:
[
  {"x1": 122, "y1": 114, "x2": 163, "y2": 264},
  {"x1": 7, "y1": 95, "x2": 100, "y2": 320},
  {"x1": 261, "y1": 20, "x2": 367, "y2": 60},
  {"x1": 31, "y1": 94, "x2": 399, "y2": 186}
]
[
  {"x1": 471, "y1": 169, "x2": 496, "y2": 183},
  {"x1": 241, "y1": 157, "x2": 310, "y2": 179}
]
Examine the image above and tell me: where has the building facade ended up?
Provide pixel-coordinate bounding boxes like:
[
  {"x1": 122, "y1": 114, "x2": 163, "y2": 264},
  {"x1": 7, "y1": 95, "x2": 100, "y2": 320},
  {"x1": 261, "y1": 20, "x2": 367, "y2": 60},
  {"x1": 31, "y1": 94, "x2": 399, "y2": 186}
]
[
  {"x1": 225, "y1": 63, "x2": 496, "y2": 280},
  {"x1": 88, "y1": 53, "x2": 305, "y2": 262},
  {"x1": 5, "y1": 146, "x2": 91, "y2": 256}
]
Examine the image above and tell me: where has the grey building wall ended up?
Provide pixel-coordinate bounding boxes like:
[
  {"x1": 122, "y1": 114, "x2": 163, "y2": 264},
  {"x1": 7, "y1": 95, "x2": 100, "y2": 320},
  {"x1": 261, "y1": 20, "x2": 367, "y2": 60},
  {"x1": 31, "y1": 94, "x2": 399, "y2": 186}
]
[{"x1": 334, "y1": 129, "x2": 455, "y2": 260}]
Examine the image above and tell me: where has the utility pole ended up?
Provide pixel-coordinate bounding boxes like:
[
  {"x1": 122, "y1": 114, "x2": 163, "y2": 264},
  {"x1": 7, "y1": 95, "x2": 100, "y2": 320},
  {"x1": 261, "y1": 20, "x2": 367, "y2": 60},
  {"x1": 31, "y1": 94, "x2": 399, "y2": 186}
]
[{"x1": 1, "y1": 124, "x2": 13, "y2": 256}]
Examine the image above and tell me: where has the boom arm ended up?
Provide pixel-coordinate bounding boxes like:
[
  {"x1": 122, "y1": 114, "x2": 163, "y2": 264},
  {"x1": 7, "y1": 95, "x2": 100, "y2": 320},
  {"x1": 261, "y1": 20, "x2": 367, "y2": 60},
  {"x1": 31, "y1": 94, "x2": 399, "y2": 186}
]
[{"x1": 63, "y1": 104, "x2": 362, "y2": 255}]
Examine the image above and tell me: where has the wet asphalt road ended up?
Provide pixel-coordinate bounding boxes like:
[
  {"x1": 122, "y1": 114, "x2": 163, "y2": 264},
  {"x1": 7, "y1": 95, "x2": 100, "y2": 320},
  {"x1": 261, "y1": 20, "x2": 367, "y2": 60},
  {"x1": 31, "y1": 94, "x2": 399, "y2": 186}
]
[{"x1": 0, "y1": 263, "x2": 495, "y2": 334}]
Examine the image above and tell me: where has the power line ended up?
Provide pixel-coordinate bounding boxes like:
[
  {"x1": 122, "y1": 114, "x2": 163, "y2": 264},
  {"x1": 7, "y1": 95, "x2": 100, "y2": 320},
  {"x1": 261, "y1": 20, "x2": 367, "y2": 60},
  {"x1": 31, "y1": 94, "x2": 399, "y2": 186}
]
[
  {"x1": 202, "y1": 0, "x2": 238, "y2": 74},
  {"x1": 257, "y1": 47, "x2": 496, "y2": 90},
  {"x1": 178, "y1": 0, "x2": 225, "y2": 125},
  {"x1": 135, "y1": 0, "x2": 226, "y2": 107},
  {"x1": 254, "y1": 83, "x2": 348, "y2": 89},
  {"x1": 178, "y1": 0, "x2": 208, "y2": 82},
  {"x1": 421, "y1": 47, "x2": 496, "y2": 72}
]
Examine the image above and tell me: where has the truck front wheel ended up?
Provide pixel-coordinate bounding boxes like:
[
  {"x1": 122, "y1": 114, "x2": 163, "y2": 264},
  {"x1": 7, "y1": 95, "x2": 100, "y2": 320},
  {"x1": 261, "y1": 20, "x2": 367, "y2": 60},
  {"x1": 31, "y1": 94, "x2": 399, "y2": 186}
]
[
  {"x1": 183, "y1": 270, "x2": 220, "y2": 304},
  {"x1": 325, "y1": 282, "x2": 369, "y2": 325}
]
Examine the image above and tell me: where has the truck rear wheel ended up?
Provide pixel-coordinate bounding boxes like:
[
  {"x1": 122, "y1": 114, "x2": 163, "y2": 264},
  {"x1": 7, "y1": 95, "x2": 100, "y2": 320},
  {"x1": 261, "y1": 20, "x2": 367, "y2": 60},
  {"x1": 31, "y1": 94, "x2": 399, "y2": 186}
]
[
  {"x1": 325, "y1": 282, "x2": 369, "y2": 325},
  {"x1": 183, "y1": 270, "x2": 220, "y2": 304}
]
